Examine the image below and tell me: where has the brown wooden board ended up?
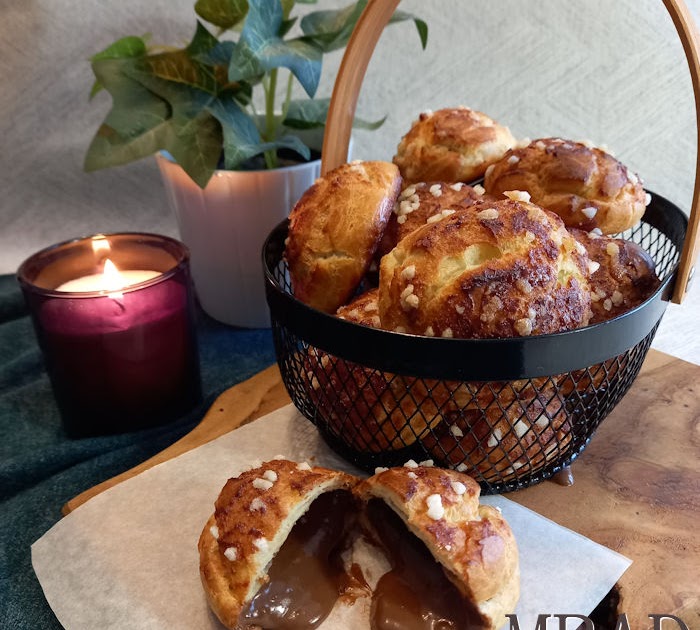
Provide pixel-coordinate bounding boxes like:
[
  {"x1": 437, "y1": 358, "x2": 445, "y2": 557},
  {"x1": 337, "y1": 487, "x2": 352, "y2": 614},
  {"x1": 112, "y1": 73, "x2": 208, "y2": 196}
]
[{"x1": 63, "y1": 350, "x2": 700, "y2": 627}]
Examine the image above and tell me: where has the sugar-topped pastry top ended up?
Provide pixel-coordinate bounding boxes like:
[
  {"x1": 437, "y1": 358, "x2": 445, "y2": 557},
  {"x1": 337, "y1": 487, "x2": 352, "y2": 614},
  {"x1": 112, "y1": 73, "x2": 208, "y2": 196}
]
[
  {"x1": 198, "y1": 459, "x2": 358, "y2": 630},
  {"x1": 378, "y1": 198, "x2": 592, "y2": 338},
  {"x1": 484, "y1": 138, "x2": 648, "y2": 234},
  {"x1": 357, "y1": 465, "x2": 520, "y2": 628},
  {"x1": 393, "y1": 107, "x2": 516, "y2": 185},
  {"x1": 377, "y1": 180, "x2": 497, "y2": 259}
]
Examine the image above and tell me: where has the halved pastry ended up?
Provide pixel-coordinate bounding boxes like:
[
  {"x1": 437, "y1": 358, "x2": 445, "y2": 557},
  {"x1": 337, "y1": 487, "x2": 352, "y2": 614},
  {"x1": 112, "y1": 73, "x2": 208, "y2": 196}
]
[
  {"x1": 357, "y1": 465, "x2": 520, "y2": 629},
  {"x1": 198, "y1": 459, "x2": 359, "y2": 629}
]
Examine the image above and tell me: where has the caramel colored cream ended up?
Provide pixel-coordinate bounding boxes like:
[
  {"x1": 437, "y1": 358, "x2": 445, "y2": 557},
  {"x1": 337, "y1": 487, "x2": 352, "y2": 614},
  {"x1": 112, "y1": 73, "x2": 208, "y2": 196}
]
[
  {"x1": 238, "y1": 490, "x2": 356, "y2": 629},
  {"x1": 238, "y1": 493, "x2": 485, "y2": 630},
  {"x1": 367, "y1": 499, "x2": 487, "y2": 630}
]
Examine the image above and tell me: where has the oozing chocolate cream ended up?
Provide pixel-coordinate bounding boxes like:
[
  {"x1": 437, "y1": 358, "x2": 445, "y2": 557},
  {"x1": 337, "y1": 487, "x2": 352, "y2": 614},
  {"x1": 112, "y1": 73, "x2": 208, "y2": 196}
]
[
  {"x1": 366, "y1": 499, "x2": 487, "y2": 630},
  {"x1": 238, "y1": 490, "x2": 356, "y2": 629},
  {"x1": 552, "y1": 466, "x2": 574, "y2": 487}
]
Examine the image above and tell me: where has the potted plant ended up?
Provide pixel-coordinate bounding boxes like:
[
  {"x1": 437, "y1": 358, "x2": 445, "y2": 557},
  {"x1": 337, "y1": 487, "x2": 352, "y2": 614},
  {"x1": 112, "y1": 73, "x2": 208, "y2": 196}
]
[{"x1": 85, "y1": 0, "x2": 427, "y2": 327}]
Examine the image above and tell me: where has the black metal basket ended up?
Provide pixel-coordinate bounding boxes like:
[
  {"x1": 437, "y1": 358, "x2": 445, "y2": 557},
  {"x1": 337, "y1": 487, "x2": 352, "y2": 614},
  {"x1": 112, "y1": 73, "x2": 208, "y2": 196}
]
[{"x1": 263, "y1": 193, "x2": 687, "y2": 494}]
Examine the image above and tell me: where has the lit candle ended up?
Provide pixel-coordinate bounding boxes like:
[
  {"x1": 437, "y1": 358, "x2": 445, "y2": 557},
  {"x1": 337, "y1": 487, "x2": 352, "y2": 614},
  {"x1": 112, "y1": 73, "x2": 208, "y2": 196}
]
[
  {"x1": 17, "y1": 233, "x2": 201, "y2": 437},
  {"x1": 55, "y1": 260, "x2": 160, "y2": 293}
]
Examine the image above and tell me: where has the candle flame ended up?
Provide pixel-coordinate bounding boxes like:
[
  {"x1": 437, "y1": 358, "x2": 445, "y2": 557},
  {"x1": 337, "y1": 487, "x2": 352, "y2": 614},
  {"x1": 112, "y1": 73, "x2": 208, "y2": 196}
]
[{"x1": 102, "y1": 259, "x2": 125, "y2": 295}]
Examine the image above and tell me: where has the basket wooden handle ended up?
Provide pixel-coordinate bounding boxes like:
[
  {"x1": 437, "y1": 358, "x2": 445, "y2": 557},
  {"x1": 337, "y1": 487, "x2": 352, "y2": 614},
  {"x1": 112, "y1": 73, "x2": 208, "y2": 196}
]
[{"x1": 322, "y1": 0, "x2": 700, "y2": 304}]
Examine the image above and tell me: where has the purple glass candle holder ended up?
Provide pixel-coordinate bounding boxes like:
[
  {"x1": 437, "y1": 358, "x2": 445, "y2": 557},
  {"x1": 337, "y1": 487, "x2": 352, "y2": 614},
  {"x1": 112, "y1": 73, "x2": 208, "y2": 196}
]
[{"x1": 17, "y1": 233, "x2": 201, "y2": 437}]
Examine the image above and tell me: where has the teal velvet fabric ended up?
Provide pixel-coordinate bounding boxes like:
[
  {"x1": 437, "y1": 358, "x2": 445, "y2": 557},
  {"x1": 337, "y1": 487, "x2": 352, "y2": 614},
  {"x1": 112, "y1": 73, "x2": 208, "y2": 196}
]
[{"x1": 0, "y1": 274, "x2": 275, "y2": 628}]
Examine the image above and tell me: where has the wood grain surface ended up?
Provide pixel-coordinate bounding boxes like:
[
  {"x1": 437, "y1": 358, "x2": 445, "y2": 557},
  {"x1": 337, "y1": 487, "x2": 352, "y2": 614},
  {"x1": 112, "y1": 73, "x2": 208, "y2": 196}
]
[{"x1": 63, "y1": 349, "x2": 700, "y2": 627}]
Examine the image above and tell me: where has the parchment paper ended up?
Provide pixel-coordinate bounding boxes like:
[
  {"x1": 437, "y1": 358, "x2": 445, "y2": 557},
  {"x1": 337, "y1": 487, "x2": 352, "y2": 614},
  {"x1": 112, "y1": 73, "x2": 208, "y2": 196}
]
[{"x1": 32, "y1": 404, "x2": 631, "y2": 630}]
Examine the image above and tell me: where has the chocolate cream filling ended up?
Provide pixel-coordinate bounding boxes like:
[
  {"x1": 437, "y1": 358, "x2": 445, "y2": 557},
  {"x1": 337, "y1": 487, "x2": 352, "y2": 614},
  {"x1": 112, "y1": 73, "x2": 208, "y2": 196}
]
[
  {"x1": 238, "y1": 489, "x2": 357, "y2": 629},
  {"x1": 366, "y1": 499, "x2": 487, "y2": 630},
  {"x1": 237, "y1": 492, "x2": 487, "y2": 630}
]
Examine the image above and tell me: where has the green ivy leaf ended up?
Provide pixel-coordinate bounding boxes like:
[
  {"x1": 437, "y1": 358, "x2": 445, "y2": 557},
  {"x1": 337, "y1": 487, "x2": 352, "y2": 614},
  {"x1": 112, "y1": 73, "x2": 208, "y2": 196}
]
[
  {"x1": 194, "y1": 0, "x2": 248, "y2": 30},
  {"x1": 351, "y1": 114, "x2": 386, "y2": 130},
  {"x1": 131, "y1": 50, "x2": 219, "y2": 95},
  {"x1": 94, "y1": 53, "x2": 224, "y2": 185},
  {"x1": 186, "y1": 21, "x2": 220, "y2": 56},
  {"x1": 279, "y1": 17, "x2": 297, "y2": 38},
  {"x1": 85, "y1": 123, "x2": 169, "y2": 172},
  {"x1": 300, "y1": 1, "x2": 428, "y2": 53},
  {"x1": 88, "y1": 58, "x2": 169, "y2": 142},
  {"x1": 85, "y1": 108, "x2": 222, "y2": 188},
  {"x1": 229, "y1": 0, "x2": 322, "y2": 98},
  {"x1": 298, "y1": 2, "x2": 364, "y2": 53},
  {"x1": 132, "y1": 20, "x2": 225, "y2": 95},
  {"x1": 207, "y1": 96, "x2": 260, "y2": 168},
  {"x1": 392, "y1": 11, "x2": 428, "y2": 49},
  {"x1": 163, "y1": 111, "x2": 223, "y2": 187},
  {"x1": 268, "y1": 134, "x2": 312, "y2": 160},
  {"x1": 196, "y1": 40, "x2": 235, "y2": 67},
  {"x1": 89, "y1": 35, "x2": 148, "y2": 99},
  {"x1": 208, "y1": 96, "x2": 310, "y2": 168},
  {"x1": 280, "y1": 0, "x2": 295, "y2": 18},
  {"x1": 283, "y1": 97, "x2": 333, "y2": 129},
  {"x1": 283, "y1": 97, "x2": 385, "y2": 130},
  {"x1": 91, "y1": 35, "x2": 148, "y2": 62}
]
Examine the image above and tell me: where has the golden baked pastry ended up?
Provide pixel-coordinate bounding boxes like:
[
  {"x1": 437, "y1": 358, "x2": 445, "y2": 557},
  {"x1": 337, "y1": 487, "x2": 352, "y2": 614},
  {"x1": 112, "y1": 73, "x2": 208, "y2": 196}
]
[
  {"x1": 484, "y1": 138, "x2": 648, "y2": 234},
  {"x1": 310, "y1": 317, "x2": 574, "y2": 474},
  {"x1": 357, "y1": 465, "x2": 520, "y2": 629},
  {"x1": 336, "y1": 288, "x2": 381, "y2": 328},
  {"x1": 570, "y1": 229, "x2": 660, "y2": 323},
  {"x1": 306, "y1": 346, "x2": 569, "y2": 465},
  {"x1": 200, "y1": 460, "x2": 522, "y2": 629},
  {"x1": 393, "y1": 107, "x2": 516, "y2": 184},
  {"x1": 378, "y1": 198, "x2": 592, "y2": 338},
  {"x1": 285, "y1": 160, "x2": 402, "y2": 313},
  {"x1": 376, "y1": 181, "x2": 497, "y2": 258},
  {"x1": 555, "y1": 358, "x2": 621, "y2": 399},
  {"x1": 547, "y1": 230, "x2": 661, "y2": 398},
  {"x1": 198, "y1": 459, "x2": 358, "y2": 630},
  {"x1": 422, "y1": 380, "x2": 571, "y2": 483}
]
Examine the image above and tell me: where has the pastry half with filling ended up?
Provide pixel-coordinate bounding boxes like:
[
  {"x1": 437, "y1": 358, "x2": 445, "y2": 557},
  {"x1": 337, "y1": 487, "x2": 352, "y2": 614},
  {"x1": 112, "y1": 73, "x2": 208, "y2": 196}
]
[
  {"x1": 200, "y1": 460, "x2": 521, "y2": 629},
  {"x1": 198, "y1": 459, "x2": 359, "y2": 629},
  {"x1": 357, "y1": 464, "x2": 520, "y2": 629}
]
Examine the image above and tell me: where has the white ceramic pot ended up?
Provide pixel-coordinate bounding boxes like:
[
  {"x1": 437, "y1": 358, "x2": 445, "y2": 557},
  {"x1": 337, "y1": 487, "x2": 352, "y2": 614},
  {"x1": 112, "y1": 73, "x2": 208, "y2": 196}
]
[{"x1": 156, "y1": 153, "x2": 321, "y2": 328}]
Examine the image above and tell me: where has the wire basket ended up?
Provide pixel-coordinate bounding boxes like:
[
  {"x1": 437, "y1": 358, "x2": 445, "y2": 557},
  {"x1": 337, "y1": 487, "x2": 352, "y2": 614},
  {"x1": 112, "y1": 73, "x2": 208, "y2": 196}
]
[
  {"x1": 264, "y1": 192, "x2": 687, "y2": 493},
  {"x1": 264, "y1": 0, "x2": 699, "y2": 493}
]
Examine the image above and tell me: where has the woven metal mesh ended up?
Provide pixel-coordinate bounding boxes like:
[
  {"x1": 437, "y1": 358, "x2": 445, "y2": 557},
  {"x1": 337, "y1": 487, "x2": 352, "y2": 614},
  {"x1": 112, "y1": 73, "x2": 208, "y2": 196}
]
[{"x1": 268, "y1": 217, "x2": 679, "y2": 494}]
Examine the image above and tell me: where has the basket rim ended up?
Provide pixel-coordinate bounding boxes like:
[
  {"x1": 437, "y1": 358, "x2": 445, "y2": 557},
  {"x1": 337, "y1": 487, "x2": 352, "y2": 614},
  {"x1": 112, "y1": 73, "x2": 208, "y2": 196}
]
[{"x1": 264, "y1": 190, "x2": 686, "y2": 380}]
